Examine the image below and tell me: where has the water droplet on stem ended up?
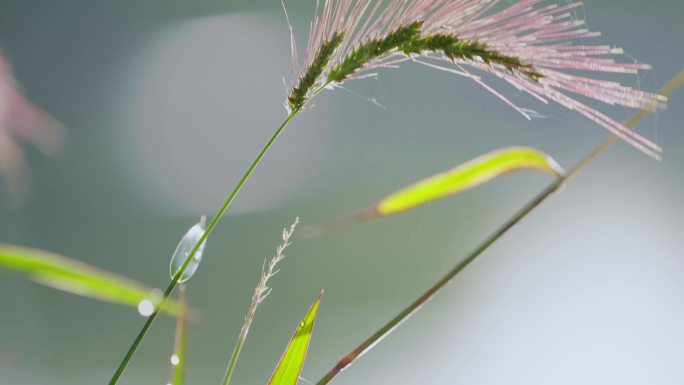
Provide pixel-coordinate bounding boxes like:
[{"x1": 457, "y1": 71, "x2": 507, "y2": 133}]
[{"x1": 169, "y1": 215, "x2": 208, "y2": 283}]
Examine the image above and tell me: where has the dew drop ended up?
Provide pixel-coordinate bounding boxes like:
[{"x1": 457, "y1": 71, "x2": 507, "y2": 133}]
[
  {"x1": 137, "y1": 299, "x2": 155, "y2": 317},
  {"x1": 170, "y1": 354, "x2": 180, "y2": 366},
  {"x1": 169, "y1": 215, "x2": 208, "y2": 283}
]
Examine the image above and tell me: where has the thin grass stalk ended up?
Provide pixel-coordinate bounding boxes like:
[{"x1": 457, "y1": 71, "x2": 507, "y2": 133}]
[
  {"x1": 221, "y1": 335, "x2": 246, "y2": 385},
  {"x1": 314, "y1": 70, "x2": 684, "y2": 385},
  {"x1": 170, "y1": 284, "x2": 187, "y2": 385},
  {"x1": 108, "y1": 111, "x2": 299, "y2": 385},
  {"x1": 221, "y1": 218, "x2": 299, "y2": 385}
]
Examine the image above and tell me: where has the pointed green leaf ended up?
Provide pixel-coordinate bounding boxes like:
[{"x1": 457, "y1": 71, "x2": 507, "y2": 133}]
[
  {"x1": 377, "y1": 146, "x2": 564, "y2": 215},
  {"x1": 267, "y1": 293, "x2": 322, "y2": 385},
  {"x1": 303, "y1": 147, "x2": 565, "y2": 237},
  {"x1": 0, "y1": 243, "x2": 180, "y2": 315}
]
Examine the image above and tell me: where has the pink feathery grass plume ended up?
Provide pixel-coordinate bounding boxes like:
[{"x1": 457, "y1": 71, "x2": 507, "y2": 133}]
[
  {"x1": 285, "y1": 0, "x2": 666, "y2": 159},
  {"x1": 0, "y1": 54, "x2": 63, "y2": 200}
]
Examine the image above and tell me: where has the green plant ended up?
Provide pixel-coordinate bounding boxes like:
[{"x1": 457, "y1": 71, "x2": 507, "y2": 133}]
[
  {"x1": 1, "y1": 1, "x2": 679, "y2": 385},
  {"x1": 105, "y1": 0, "x2": 672, "y2": 382}
]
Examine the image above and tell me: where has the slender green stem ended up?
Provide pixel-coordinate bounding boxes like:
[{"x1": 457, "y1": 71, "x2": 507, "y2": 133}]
[
  {"x1": 314, "y1": 70, "x2": 684, "y2": 385},
  {"x1": 108, "y1": 110, "x2": 299, "y2": 385},
  {"x1": 221, "y1": 334, "x2": 246, "y2": 385},
  {"x1": 171, "y1": 284, "x2": 187, "y2": 385}
]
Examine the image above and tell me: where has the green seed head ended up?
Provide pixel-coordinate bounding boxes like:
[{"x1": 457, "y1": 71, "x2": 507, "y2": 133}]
[{"x1": 288, "y1": 32, "x2": 345, "y2": 112}]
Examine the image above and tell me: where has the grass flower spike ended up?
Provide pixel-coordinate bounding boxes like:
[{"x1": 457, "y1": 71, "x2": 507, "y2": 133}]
[
  {"x1": 221, "y1": 218, "x2": 300, "y2": 385},
  {"x1": 287, "y1": 0, "x2": 666, "y2": 158}
]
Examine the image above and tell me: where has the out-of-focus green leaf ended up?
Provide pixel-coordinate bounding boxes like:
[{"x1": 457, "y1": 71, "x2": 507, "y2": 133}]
[
  {"x1": 376, "y1": 146, "x2": 564, "y2": 215},
  {"x1": 267, "y1": 293, "x2": 322, "y2": 385},
  {"x1": 0, "y1": 243, "x2": 179, "y2": 315}
]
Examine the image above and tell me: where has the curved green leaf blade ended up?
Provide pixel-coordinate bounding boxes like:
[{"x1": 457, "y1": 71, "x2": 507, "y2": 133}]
[
  {"x1": 0, "y1": 243, "x2": 179, "y2": 315},
  {"x1": 267, "y1": 293, "x2": 322, "y2": 385},
  {"x1": 302, "y1": 146, "x2": 564, "y2": 238},
  {"x1": 376, "y1": 146, "x2": 564, "y2": 215}
]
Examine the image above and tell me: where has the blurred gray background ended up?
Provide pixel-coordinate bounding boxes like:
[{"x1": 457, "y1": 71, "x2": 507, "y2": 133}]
[{"x1": 1, "y1": 0, "x2": 683, "y2": 384}]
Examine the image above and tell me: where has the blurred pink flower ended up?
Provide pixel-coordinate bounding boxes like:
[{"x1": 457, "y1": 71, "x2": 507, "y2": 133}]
[
  {"x1": 289, "y1": 0, "x2": 666, "y2": 158},
  {"x1": 0, "y1": 54, "x2": 63, "y2": 201}
]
